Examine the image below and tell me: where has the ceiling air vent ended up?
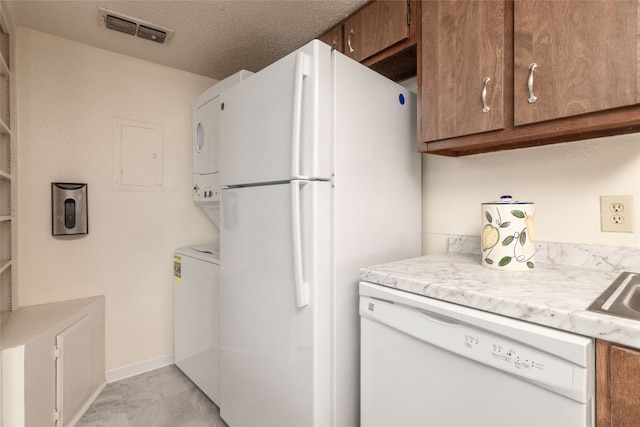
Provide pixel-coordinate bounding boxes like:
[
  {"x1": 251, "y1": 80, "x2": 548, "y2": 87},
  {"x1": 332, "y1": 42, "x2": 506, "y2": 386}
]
[
  {"x1": 98, "y1": 7, "x2": 174, "y2": 44},
  {"x1": 137, "y1": 25, "x2": 167, "y2": 44},
  {"x1": 105, "y1": 15, "x2": 136, "y2": 36}
]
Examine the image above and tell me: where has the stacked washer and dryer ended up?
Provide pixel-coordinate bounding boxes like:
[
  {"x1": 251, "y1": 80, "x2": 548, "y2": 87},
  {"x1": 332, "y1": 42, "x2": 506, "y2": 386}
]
[{"x1": 173, "y1": 71, "x2": 252, "y2": 405}]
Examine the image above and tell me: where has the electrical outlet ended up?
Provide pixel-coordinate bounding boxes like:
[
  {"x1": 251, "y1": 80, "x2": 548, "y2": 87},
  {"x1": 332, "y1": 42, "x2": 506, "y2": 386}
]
[{"x1": 600, "y1": 195, "x2": 634, "y2": 233}]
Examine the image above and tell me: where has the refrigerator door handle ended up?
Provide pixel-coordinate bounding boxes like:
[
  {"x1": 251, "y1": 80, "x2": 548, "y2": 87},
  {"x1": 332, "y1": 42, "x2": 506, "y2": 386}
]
[
  {"x1": 291, "y1": 51, "x2": 309, "y2": 180},
  {"x1": 291, "y1": 179, "x2": 310, "y2": 307}
]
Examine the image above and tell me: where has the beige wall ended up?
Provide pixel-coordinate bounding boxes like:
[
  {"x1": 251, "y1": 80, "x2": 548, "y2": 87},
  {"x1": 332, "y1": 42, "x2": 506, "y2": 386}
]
[
  {"x1": 16, "y1": 27, "x2": 640, "y2": 375},
  {"x1": 422, "y1": 134, "x2": 640, "y2": 253},
  {"x1": 16, "y1": 28, "x2": 217, "y2": 371}
]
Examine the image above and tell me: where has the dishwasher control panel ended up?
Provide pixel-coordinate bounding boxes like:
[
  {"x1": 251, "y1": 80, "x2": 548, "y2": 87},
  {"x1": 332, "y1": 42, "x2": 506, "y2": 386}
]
[{"x1": 462, "y1": 330, "x2": 571, "y2": 385}]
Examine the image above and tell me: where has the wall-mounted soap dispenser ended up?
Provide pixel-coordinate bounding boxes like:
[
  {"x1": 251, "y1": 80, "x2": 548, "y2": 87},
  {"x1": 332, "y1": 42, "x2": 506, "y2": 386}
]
[{"x1": 52, "y1": 183, "x2": 88, "y2": 236}]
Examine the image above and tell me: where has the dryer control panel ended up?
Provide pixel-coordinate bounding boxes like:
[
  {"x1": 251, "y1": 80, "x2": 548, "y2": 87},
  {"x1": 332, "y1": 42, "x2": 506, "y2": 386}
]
[{"x1": 193, "y1": 173, "x2": 220, "y2": 202}]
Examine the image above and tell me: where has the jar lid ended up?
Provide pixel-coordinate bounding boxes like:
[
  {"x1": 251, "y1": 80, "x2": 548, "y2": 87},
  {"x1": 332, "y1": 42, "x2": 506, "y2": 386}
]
[{"x1": 482, "y1": 195, "x2": 533, "y2": 205}]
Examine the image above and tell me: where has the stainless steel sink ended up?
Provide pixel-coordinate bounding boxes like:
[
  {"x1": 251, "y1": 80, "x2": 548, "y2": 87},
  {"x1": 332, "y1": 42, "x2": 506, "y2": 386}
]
[{"x1": 588, "y1": 272, "x2": 640, "y2": 321}]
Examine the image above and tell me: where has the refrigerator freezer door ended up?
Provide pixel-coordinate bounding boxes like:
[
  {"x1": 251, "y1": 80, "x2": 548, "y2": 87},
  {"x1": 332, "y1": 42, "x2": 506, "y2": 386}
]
[
  {"x1": 220, "y1": 181, "x2": 330, "y2": 427},
  {"x1": 219, "y1": 40, "x2": 331, "y2": 186}
]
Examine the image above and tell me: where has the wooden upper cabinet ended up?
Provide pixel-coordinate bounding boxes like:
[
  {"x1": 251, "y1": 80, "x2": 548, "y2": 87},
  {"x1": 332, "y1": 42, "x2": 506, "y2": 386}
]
[
  {"x1": 419, "y1": 0, "x2": 640, "y2": 156},
  {"x1": 343, "y1": 0, "x2": 412, "y2": 63},
  {"x1": 513, "y1": 1, "x2": 640, "y2": 126},
  {"x1": 318, "y1": 23, "x2": 344, "y2": 53},
  {"x1": 421, "y1": 0, "x2": 505, "y2": 142},
  {"x1": 316, "y1": 1, "x2": 419, "y2": 82}
]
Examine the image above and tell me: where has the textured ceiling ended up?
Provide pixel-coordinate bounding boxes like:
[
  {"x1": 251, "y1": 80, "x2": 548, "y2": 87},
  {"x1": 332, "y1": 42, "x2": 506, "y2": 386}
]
[{"x1": 6, "y1": 0, "x2": 368, "y2": 80}]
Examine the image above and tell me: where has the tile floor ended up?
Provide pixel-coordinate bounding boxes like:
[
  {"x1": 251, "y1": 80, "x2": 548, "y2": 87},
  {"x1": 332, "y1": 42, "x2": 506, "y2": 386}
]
[{"x1": 76, "y1": 365, "x2": 228, "y2": 427}]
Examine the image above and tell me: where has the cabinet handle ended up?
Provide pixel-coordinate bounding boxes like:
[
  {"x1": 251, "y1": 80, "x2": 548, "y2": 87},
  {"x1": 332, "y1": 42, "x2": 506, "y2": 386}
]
[
  {"x1": 482, "y1": 77, "x2": 491, "y2": 113},
  {"x1": 347, "y1": 29, "x2": 355, "y2": 53},
  {"x1": 527, "y1": 63, "x2": 538, "y2": 104}
]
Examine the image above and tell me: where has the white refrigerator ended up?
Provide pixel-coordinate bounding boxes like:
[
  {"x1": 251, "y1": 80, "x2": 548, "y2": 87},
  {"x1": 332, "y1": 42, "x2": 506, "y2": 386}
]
[{"x1": 219, "y1": 40, "x2": 421, "y2": 427}]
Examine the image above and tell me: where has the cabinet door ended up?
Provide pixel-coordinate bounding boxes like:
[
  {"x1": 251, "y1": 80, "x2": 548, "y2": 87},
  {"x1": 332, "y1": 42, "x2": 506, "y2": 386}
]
[
  {"x1": 56, "y1": 316, "x2": 92, "y2": 426},
  {"x1": 610, "y1": 345, "x2": 640, "y2": 426},
  {"x1": 596, "y1": 340, "x2": 640, "y2": 427},
  {"x1": 318, "y1": 23, "x2": 343, "y2": 53},
  {"x1": 420, "y1": 0, "x2": 505, "y2": 142},
  {"x1": 514, "y1": 0, "x2": 639, "y2": 126},
  {"x1": 343, "y1": 0, "x2": 410, "y2": 63}
]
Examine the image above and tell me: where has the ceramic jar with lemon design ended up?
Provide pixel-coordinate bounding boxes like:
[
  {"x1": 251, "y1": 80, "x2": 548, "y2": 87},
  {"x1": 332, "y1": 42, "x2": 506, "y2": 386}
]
[{"x1": 481, "y1": 196, "x2": 535, "y2": 271}]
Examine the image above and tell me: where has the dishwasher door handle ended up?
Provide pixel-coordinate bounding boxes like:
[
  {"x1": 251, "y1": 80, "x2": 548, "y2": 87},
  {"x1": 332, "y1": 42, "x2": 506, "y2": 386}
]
[{"x1": 417, "y1": 309, "x2": 462, "y2": 326}]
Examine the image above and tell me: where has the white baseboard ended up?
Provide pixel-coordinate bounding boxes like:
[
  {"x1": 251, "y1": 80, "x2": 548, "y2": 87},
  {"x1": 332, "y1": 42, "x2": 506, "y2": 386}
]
[{"x1": 105, "y1": 353, "x2": 174, "y2": 383}]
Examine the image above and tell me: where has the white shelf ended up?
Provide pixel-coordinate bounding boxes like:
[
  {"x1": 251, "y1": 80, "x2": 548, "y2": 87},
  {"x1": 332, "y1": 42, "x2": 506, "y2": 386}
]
[
  {"x1": 0, "y1": 118, "x2": 8, "y2": 134},
  {"x1": 0, "y1": 53, "x2": 7, "y2": 76},
  {"x1": 0, "y1": 258, "x2": 9, "y2": 274},
  {"x1": 0, "y1": 11, "x2": 15, "y2": 312}
]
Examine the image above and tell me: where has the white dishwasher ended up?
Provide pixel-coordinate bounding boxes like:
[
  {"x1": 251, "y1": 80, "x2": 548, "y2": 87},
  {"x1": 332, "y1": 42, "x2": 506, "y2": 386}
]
[{"x1": 359, "y1": 282, "x2": 594, "y2": 427}]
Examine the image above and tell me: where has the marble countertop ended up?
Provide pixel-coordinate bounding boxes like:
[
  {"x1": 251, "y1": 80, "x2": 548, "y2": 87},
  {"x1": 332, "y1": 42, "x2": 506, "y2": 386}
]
[{"x1": 360, "y1": 237, "x2": 640, "y2": 349}]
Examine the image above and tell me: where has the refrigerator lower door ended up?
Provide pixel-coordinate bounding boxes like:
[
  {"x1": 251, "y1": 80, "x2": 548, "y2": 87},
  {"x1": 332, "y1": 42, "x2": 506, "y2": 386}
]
[{"x1": 220, "y1": 181, "x2": 330, "y2": 427}]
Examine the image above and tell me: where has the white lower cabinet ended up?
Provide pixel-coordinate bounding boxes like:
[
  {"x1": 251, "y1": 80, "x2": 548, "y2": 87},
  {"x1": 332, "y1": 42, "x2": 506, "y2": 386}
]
[{"x1": 1, "y1": 296, "x2": 105, "y2": 426}]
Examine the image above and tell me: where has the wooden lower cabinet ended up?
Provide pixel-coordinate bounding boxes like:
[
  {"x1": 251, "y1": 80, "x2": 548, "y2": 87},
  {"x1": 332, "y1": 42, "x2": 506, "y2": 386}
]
[{"x1": 596, "y1": 339, "x2": 640, "y2": 427}]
